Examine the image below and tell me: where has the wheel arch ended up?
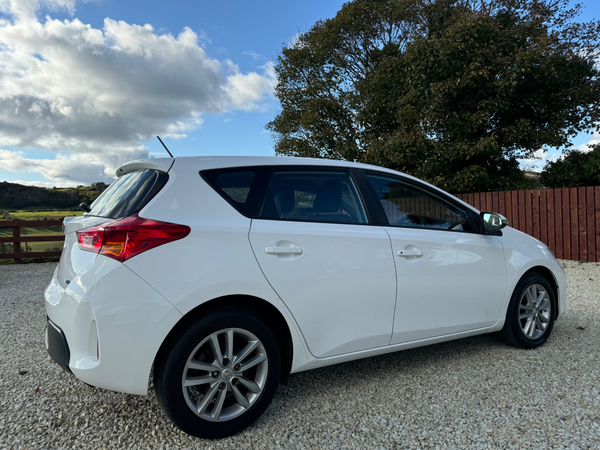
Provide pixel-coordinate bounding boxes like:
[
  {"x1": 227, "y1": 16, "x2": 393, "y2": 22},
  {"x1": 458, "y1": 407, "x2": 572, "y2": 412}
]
[
  {"x1": 523, "y1": 265, "x2": 560, "y2": 316},
  {"x1": 154, "y1": 294, "x2": 294, "y2": 385}
]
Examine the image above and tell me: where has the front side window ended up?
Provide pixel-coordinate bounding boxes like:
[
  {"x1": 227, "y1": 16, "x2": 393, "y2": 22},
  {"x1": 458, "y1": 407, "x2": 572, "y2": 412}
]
[
  {"x1": 367, "y1": 173, "x2": 474, "y2": 232},
  {"x1": 258, "y1": 170, "x2": 368, "y2": 224}
]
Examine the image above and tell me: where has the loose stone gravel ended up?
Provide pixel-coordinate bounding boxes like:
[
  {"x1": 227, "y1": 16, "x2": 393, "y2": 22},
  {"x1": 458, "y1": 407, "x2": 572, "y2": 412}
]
[{"x1": 1, "y1": 261, "x2": 599, "y2": 449}]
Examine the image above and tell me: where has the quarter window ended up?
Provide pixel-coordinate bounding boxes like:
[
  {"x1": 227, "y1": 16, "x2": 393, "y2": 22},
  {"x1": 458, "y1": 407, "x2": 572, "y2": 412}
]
[
  {"x1": 215, "y1": 171, "x2": 254, "y2": 203},
  {"x1": 258, "y1": 170, "x2": 368, "y2": 224},
  {"x1": 201, "y1": 166, "x2": 268, "y2": 218},
  {"x1": 366, "y1": 174, "x2": 474, "y2": 232}
]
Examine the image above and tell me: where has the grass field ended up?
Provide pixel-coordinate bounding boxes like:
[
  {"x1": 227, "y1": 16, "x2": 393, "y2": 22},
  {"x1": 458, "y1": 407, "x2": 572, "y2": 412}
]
[
  {"x1": 0, "y1": 209, "x2": 72, "y2": 261},
  {"x1": 0, "y1": 224, "x2": 64, "y2": 254},
  {"x1": 2, "y1": 209, "x2": 83, "y2": 220}
]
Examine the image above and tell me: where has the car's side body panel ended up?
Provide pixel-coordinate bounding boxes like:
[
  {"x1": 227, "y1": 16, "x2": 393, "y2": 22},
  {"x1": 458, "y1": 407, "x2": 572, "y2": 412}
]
[
  {"x1": 290, "y1": 326, "x2": 491, "y2": 373},
  {"x1": 488, "y1": 226, "x2": 567, "y2": 329},
  {"x1": 249, "y1": 219, "x2": 397, "y2": 358},
  {"x1": 386, "y1": 227, "x2": 506, "y2": 343},
  {"x1": 45, "y1": 257, "x2": 183, "y2": 395},
  {"x1": 56, "y1": 216, "x2": 112, "y2": 289},
  {"x1": 121, "y1": 159, "x2": 314, "y2": 378}
]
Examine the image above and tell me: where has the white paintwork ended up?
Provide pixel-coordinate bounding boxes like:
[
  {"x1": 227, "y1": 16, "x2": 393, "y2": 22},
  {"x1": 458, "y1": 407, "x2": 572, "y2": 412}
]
[
  {"x1": 386, "y1": 227, "x2": 507, "y2": 343},
  {"x1": 45, "y1": 254, "x2": 183, "y2": 395},
  {"x1": 492, "y1": 227, "x2": 567, "y2": 324},
  {"x1": 249, "y1": 219, "x2": 397, "y2": 358},
  {"x1": 292, "y1": 326, "x2": 491, "y2": 373},
  {"x1": 121, "y1": 159, "x2": 314, "y2": 376},
  {"x1": 44, "y1": 155, "x2": 568, "y2": 396},
  {"x1": 116, "y1": 157, "x2": 174, "y2": 176},
  {"x1": 56, "y1": 215, "x2": 111, "y2": 289}
]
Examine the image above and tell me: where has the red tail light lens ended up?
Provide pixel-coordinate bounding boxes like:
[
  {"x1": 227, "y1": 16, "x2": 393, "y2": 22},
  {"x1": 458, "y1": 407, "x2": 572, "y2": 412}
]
[
  {"x1": 76, "y1": 214, "x2": 190, "y2": 262},
  {"x1": 77, "y1": 228, "x2": 103, "y2": 253}
]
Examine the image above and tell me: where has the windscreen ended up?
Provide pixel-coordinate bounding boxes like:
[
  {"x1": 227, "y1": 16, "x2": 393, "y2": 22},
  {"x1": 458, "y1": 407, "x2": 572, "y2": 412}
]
[{"x1": 88, "y1": 170, "x2": 165, "y2": 219}]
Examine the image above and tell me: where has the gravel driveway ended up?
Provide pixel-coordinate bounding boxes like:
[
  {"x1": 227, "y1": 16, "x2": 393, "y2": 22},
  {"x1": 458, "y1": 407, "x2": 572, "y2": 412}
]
[{"x1": 1, "y1": 261, "x2": 599, "y2": 449}]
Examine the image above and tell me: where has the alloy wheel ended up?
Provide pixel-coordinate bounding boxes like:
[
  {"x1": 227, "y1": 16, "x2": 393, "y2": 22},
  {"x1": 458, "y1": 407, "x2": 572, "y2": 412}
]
[
  {"x1": 181, "y1": 328, "x2": 269, "y2": 422},
  {"x1": 518, "y1": 284, "x2": 551, "y2": 340}
]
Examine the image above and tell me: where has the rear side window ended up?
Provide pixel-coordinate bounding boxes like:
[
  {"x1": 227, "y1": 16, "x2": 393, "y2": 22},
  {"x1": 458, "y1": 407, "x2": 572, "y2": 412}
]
[
  {"x1": 88, "y1": 170, "x2": 167, "y2": 219},
  {"x1": 201, "y1": 166, "x2": 268, "y2": 218},
  {"x1": 257, "y1": 170, "x2": 368, "y2": 224}
]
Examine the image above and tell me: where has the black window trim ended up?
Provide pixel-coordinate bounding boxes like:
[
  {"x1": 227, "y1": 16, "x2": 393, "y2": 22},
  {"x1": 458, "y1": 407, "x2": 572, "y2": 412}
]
[
  {"x1": 253, "y1": 165, "x2": 377, "y2": 226},
  {"x1": 361, "y1": 169, "x2": 484, "y2": 234},
  {"x1": 136, "y1": 170, "x2": 169, "y2": 214},
  {"x1": 201, "y1": 163, "x2": 489, "y2": 233},
  {"x1": 200, "y1": 166, "x2": 269, "y2": 218},
  {"x1": 350, "y1": 169, "x2": 389, "y2": 226}
]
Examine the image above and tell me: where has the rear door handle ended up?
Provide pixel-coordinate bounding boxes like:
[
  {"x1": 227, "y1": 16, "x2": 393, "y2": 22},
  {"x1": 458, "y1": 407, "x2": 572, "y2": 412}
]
[
  {"x1": 397, "y1": 249, "x2": 423, "y2": 257},
  {"x1": 265, "y1": 245, "x2": 303, "y2": 255}
]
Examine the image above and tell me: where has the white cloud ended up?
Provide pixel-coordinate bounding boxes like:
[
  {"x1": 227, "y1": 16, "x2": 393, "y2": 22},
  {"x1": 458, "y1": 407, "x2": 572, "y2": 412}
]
[
  {"x1": 519, "y1": 129, "x2": 600, "y2": 172},
  {"x1": 0, "y1": 0, "x2": 276, "y2": 185},
  {"x1": 225, "y1": 62, "x2": 276, "y2": 111},
  {"x1": 242, "y1": 50, "x2": 266, "y2": 61},
  {"x1": 575, "y1": 130, "x2": 600, "y2": 152},
  {"x1": 286, "y1": 32, "x2": 302, "y2": 49},
  {"x1": 0, "y1": 0, "x2": 78, "y2": 22},
  {"x1": 0, "y1": 148, "x2": 147, "y2": 184},
  {"x1": 5, "y1": 179, "x2": 78, "y2": 188},
  {"x1": 519, "y1": 148, "x2": 562, "y2": 173}
]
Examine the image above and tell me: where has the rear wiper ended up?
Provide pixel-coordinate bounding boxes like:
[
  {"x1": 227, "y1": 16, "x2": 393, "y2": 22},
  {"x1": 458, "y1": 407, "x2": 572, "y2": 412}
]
[{"x1": 79, "y1": 203, "x2": 91, "y2": 213}]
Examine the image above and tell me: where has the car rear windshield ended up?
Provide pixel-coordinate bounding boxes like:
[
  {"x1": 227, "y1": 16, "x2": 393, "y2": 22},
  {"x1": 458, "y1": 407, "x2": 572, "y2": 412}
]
[{"x1": 87, "y1": 170, "x2": 168, "y2": 219}]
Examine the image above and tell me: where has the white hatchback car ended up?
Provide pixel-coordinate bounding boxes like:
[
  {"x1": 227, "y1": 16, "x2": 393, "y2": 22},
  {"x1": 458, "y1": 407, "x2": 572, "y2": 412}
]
[{"x1": 45, "y1": 156, "x2": 566, "y2": 439}]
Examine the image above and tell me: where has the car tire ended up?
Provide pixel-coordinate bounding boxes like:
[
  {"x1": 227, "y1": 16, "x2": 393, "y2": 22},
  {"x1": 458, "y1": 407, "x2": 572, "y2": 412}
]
[
  {"x1": 497, "y1": 273, "x2": 556, "y2": 349},
  {"x1": 153, "y1": 308, "x2": 281, "y2": 439}
]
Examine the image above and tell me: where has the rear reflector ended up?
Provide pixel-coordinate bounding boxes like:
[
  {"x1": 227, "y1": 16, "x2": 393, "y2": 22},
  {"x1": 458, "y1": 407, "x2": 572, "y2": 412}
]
[{"x1": 77, "y1": 213, "x2": 190, "y2": 262}]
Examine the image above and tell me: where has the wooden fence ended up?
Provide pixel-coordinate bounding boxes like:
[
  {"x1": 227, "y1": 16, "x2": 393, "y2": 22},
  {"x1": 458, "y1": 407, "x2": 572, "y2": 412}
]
[
  {"x1": 1, "y1": 187, "x2": 599, "y2": 263},
  {"x1": 455, "y1": 187, "x2": 600, "y2": 262},
  {"x1": 0, "y1": 219, "x2": 64, "y2": 264}
]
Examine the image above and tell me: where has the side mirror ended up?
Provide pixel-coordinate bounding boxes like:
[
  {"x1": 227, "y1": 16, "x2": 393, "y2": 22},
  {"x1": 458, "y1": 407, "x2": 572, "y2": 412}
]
[{"x1": 481, "y1": 212, "x2": 508, "y2": 232}]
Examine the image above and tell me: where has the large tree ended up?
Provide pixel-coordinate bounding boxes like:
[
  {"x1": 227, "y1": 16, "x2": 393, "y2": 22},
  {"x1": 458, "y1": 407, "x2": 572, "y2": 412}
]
[
  {"x1": 267, "y1": 0, "x2": 600, "y2": 192},
  {"x1": 540, "y1": 145, "x2": 600, "y2": 188}
]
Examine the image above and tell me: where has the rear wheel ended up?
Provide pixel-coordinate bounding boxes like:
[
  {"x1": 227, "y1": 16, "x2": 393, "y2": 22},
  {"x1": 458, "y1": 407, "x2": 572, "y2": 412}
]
[
  {"x1": 154, "y1": 309, "x2": 281, "y2": 439},
  {"x1": 497, "y1": 273, "x2": 556, "y2": 349}
]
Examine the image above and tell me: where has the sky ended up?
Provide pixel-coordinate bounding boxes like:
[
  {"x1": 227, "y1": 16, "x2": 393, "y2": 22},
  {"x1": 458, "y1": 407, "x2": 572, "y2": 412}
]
[{"x1": 0, "y1": 0, "x2": 598, "y2": 188}]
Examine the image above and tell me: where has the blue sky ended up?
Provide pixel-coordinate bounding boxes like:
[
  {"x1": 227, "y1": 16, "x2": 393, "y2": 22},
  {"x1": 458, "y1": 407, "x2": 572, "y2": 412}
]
[
  {"x1": 41, "y1": 0, "x2": 347, "y2": 155},
  {"x1": 0, "y1": 0, "x2": 597, "y2": 187}
]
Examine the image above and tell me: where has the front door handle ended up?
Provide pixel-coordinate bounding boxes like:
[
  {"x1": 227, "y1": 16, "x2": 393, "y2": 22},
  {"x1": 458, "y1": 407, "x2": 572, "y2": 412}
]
[
  {"x1": 265, "y1": 245, "x2": 304, "y2": 255},
  {"x1": 397, "y1": 248, "x2": 423, "y2": 257}
]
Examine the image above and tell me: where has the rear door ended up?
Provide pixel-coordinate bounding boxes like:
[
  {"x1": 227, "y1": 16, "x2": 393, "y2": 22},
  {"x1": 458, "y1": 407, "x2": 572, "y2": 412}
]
[
  {"x1": 364, "y1": 172, "x2": 506, "y2": 344},
  {"x1": 249, "y1": 167, "x2": 397, "y2": 358}
]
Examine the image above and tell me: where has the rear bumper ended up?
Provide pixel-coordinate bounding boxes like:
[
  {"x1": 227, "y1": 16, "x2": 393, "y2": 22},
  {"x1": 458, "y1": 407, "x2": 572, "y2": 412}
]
[
  {"x1": 44, "y1": 257, "x2": 183, "y2": 395},
  {"x1": 45, "y1": 319, "x2": 72, "y2": 374}
]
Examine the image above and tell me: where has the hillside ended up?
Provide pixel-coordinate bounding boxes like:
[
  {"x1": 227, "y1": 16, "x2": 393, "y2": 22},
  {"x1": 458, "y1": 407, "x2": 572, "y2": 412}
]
[{"x1": 0, "y1": 181, "x2": 108, "y2": 209}]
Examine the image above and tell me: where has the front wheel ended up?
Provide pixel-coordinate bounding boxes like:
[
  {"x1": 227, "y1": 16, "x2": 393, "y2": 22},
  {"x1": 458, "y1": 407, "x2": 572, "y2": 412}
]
[
  {"x1": 153, "y1": 309, "x2": 281, "y2": 439},
  {"x1": 497, "y1": 273, "x2": 556, "y2": 349}
]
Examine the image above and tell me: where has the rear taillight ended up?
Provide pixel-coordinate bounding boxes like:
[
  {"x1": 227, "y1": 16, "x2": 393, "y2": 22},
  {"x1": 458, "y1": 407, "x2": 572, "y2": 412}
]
[{"x1": 76, "y1": 213, "x2": 190, "y2": 262}]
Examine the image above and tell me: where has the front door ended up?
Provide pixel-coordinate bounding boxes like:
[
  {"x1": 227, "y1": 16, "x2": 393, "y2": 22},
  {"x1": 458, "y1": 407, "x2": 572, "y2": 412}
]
[{"x1": 365, "y1": 172, "x2": 507, "y2": 344}]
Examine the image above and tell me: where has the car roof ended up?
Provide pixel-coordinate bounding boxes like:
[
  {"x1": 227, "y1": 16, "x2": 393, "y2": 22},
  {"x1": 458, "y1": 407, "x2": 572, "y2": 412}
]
[
  {"x1": 116, "y1": 155, "x2": 479, "y2": 213},
  {"x1": 118, "y1": 155, "x2": 401, "y2": 176}
]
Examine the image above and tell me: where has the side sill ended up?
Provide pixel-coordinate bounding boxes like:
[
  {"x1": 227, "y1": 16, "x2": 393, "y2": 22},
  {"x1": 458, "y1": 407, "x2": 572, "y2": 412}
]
[{"x1": 291, "y1": 327, "x2": 490, "y2": 374}]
